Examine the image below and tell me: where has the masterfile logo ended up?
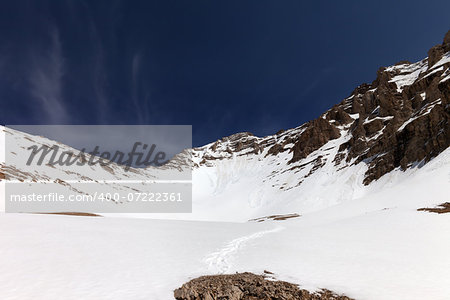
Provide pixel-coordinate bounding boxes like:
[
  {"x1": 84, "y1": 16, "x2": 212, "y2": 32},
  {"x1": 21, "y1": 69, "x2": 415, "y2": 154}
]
[{"x1": 4, "y1": 125, "x2": 193, "y2": 213}]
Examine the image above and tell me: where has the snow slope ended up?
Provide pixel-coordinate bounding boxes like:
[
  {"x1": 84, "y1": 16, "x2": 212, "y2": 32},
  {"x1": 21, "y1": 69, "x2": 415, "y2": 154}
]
[
  {"x1": 0, "y1": 124, "x2": 380, "y2": 221},
  {"x1": 3, "y1": 120, "x2": 443, "y2": 222},
  {"x1": 1, "y1": 35, "x2": 449, "y2": 299},
  {"x1": 0, "y1": 148, "x2": 449, "y2": 300}
]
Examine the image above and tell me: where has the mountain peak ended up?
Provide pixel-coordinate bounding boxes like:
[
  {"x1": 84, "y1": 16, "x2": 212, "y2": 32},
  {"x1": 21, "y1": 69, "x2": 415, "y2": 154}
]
[
  {"x1": 195, "y1": 30, "x2": 450, "y2": 186},
  {"x1": 428, "y1": 29, "x2": 450, "y2": 67}
]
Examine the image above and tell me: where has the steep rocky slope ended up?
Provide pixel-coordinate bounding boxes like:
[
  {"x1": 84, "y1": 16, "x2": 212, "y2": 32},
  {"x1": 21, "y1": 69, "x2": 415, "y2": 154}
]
[{"x1": 192, "y1": 30, "x2": 450, "y2": 186}]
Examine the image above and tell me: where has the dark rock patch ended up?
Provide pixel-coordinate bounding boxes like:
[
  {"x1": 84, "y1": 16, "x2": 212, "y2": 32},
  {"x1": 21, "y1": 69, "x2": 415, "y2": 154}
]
[
  {"x1": 34, "y1": 212, "x2": 103, "y2": 217},
  {"x1": 418, "y1": 202, "x2": 450, "y2": 214},
  {"x1": 249, "y1": 213, "x2": 300, "y2": 222},
  {"x1": 289, "y1": 118, "x2": 341, "y2": 164},
  {"x1": 174, "y1": 272, "x2": 354, "y2": 300}
]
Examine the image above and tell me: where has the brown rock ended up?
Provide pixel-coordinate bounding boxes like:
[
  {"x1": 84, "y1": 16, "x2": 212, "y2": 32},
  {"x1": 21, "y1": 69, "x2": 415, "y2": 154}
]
[
  {"x1": 174, "y1": 272, "x2": 354, "y2": 300},
  {"x1": 428, "y1": 45, "x2": 445, "y2": 67},
  {"x1": 289, "y1": 118, "x2": 340, "y2": 164},
  {"x1": 443, "y1": 30, "x2": 450, "y2": 50},
  {"x1": 326, "y1": 106, "x2": 353, "y2": 125},
  {"x1": 363, "y1": 119, "x2": 384, "y2": 136},
  {"x1": 418, "y1": 202, "x2": 450, "y2": 214}
]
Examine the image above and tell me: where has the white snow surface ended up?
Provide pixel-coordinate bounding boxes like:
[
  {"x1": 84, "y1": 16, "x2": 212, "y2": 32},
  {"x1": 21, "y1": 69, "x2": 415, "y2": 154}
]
[
  {"x1": 388, "y1": 59, "x2": 428, "y2": 92},
  {"x1": 0, "y1": 148, "x2": 449, "y2": 299},
  {"x1": 1, "y1": 123, "x2": 450, "y2": 299}
]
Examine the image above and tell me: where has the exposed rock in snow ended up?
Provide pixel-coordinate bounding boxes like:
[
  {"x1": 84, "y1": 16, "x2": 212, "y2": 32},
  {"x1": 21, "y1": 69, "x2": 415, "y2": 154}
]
[
  {"x1": 418, "y1": 202, "x2": 450, "y2": 214},
  {"x1": 174, "y1": 272, "x2": 354, "y2": 300}
]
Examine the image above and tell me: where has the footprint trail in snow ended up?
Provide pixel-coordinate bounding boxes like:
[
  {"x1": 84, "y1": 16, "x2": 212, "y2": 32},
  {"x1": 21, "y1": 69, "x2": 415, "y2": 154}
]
[{"x1": 204, "y1": 225, "x2": 285, "y2": 274}]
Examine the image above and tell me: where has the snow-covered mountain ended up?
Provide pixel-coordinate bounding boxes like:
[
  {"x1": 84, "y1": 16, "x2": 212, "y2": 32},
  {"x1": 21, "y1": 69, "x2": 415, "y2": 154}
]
[
  {"x1": 188, "y1": 31, "x2": 449, "y2": 218},
  {"x1": 187, "y1": 32, "x2": 450, "y2": 220},
  {"x1": 1, "y1": 31, "x2": 450, "y2": 221}
]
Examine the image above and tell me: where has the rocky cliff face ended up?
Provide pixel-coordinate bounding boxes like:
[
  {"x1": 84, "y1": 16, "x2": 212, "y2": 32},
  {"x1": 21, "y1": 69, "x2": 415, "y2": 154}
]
[
  {"x1": 338, "y1": 31, "x2": 450, "y2": 184},
  {"x1": 192, "y1": 30, "x2": 450, "y2": 186}
]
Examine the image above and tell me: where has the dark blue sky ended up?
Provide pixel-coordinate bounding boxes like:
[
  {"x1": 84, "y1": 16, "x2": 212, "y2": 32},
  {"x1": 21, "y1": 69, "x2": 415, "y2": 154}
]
[{"x1": 0, "y1": 0, "x2": 449, "y2": 146}]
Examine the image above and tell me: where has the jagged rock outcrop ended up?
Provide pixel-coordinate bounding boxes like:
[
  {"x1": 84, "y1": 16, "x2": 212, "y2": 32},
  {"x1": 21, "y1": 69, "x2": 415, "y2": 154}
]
[
  {"x1": 338, "y1": 30, "x2": 450, "y2": 183},
  {"x1": 174, "y1": 272, "x2": 354, "y2": 300},
  {"x1": 289, "y1": 118, "x2": 341, "y2": 164},
  {"x1": 193, "y1": 30, "x2": 450, "y2": 185},
  {"x1": 428, "y1": 30, "x2": 450, "y2": 67}
]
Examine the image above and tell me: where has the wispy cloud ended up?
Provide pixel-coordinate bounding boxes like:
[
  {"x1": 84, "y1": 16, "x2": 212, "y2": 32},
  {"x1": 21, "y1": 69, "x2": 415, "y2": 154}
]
[
  {"x1": 28, "y1": 27, "x2": 68, "y2": 123},
  {"x1": 131, "y1": 52, "x2": 150, "y2": 124},
  {"x1": 88, "y1": 19, "x2": 109, "y2": 124}
]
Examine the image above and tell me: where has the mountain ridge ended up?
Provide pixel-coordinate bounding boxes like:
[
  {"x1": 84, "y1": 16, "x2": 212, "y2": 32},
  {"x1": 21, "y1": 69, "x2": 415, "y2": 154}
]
[
  {"x1": 1, "y1": 30, "x2": 449, "y2": 221},
  {"x1": 192, "y1": 30, "x2": 450, "y2": 186}
]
